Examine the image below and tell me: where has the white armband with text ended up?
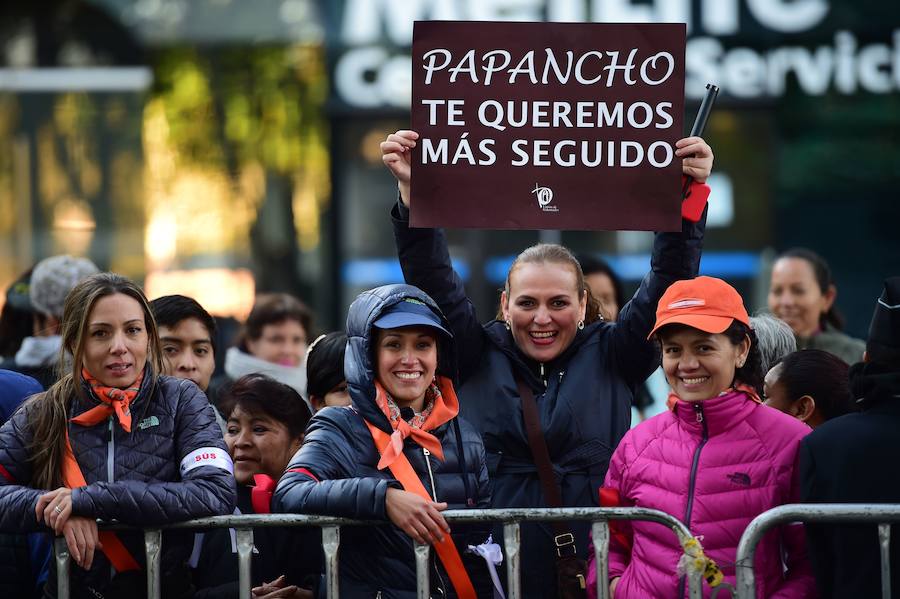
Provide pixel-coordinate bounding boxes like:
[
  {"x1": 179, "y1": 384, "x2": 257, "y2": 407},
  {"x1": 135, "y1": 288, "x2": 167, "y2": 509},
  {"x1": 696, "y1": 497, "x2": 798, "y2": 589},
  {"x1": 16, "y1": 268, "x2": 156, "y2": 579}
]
[{"x1": 180, "y1": 447, "x2": 234, "y2": 475}]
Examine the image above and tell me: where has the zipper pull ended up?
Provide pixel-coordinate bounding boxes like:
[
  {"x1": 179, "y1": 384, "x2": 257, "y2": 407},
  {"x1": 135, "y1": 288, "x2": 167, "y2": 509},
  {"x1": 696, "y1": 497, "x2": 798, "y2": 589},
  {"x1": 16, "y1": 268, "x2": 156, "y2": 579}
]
[
  {"x1": 540, "y1": 363, "x2": 545, "y2": 378},
  {"x1": 422, "y1": 448, "x2": 431, "y2": 457},
  {"x1": 693, "y1": 403, "x2": 704, "y2": 423},
  {"x1": 558, "y1": 370, "x2": 565, "y2": 382}
]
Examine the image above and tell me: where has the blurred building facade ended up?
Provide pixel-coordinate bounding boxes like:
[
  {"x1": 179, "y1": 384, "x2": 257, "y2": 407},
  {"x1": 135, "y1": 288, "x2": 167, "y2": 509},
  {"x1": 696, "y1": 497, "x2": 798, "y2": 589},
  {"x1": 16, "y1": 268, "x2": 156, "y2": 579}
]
[{"x1": 0, "y1": 0, "x2": 897, "y2": 335}]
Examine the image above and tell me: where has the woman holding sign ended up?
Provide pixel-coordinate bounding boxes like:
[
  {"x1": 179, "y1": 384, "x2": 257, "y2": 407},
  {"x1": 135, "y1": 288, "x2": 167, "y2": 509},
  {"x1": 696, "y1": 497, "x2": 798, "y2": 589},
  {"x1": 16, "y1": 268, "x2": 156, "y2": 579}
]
[
  {"x1": 382, "y1": 129, "x2": 713, "y2": 597},
  {"x1": 0, "y1": 273, "x2": 235, "y2": 598}
]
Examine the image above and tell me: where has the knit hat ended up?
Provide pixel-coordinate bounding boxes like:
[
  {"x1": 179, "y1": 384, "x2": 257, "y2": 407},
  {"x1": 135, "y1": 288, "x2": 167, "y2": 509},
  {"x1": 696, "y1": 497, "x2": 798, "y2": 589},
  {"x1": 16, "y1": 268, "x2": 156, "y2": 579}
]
[
  {"x1": 865, "y1": 276, "x2": 900, "y2": 365},
  {"x1": 29, "y1": 255, "x2": 99, "y2": 318},
  {"x1": 649, "y1": 276, "x2": 750, "y2": 339}
]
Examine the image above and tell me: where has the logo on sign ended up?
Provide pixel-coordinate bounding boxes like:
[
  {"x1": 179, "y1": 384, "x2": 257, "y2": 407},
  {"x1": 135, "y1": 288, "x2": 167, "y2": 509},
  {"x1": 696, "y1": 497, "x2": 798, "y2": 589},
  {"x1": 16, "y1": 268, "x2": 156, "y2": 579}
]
[{"x1": 532, "y1": 184, "x2": 558, "y2": 212}]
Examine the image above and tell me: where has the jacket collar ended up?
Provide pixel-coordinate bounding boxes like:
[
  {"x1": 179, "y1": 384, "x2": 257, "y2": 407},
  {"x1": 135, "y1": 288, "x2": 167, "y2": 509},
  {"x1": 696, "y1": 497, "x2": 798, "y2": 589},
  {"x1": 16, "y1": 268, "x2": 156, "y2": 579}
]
[
  {"x1": 484, "y1": 318, "x2": 599, "y2": 388},
  {"x1": 672, "y1": 389, "x2": 758, "y2": 436}
]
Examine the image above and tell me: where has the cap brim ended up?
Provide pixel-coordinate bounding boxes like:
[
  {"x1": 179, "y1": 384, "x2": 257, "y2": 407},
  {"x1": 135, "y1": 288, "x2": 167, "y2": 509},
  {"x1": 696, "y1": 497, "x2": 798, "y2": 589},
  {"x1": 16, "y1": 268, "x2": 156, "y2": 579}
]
[
  {"x1": 648, "y1": 314, "x2": 735, "y2": 340},
  {"x1": 372, "y1": 312, "x2": 452, "y2": 338}
]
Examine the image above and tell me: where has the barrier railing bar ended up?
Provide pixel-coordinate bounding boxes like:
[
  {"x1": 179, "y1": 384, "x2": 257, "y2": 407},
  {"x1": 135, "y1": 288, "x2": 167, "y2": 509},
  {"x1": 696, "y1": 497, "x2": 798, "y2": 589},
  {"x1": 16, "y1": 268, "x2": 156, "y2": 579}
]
[
  {"x1": 735, "y1": 503, "x2": 900, "y2": 599},
  {"x1": 879, "y1": 523, "x2": 891, "y2": 599},
  {"x1": 55, "y1": 536, "x2": 70, "y2": 599},
  {"x1": 54, "y1": 507, "x2": 702, "y2": 597},
  {"x1": 592, "y1": 520, "x2": 610, "y2": 599},
  {"x1": 321, "y1": 525, "x2": 340, "y2": 599},
  {"x1": 145, "y1": 528, "x2": 162, "y2": 599},
  {"x1": 130, "y1": 506, "x2": 697, "y2": 529},
  {"x1": 236, "y1": 528, "x2": 254, "y2": 599},
  {"x1": 414, "y1": 541, "x2": 430, "y2": 599},
  {"x1": 504, "y1": 521, "x2": 521, "y2": 599}
]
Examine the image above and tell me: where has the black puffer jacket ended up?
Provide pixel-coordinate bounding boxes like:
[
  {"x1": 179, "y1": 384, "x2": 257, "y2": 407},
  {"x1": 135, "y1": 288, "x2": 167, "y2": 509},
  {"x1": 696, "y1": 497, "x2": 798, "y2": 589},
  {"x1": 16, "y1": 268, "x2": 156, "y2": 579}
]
[
  {"x1": 274, "y1": 284, "x2": 492, "y2": 598},
  {"x1": 392, "y1": 201, "x2": 706, "y2": 597},
  {"x1": 0, "y1": 371, "x2": 236, "y2": 598}
]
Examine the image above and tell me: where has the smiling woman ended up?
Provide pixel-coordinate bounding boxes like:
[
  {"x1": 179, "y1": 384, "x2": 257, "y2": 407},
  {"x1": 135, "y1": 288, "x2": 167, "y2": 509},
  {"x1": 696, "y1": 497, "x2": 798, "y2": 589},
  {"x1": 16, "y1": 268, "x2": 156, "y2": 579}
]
[
  {"x1": 0, "y1": 272, "x2": 235, "y2": 597},
  {"x1": 275, "y1": 285, "x2": 494, "y2": 598},
  {"x1": 587, "y1": 276, "x2": 816, "y2": 599},
  {"x1": 191, "y1": 374, "x2": 319, "y2": 598}
]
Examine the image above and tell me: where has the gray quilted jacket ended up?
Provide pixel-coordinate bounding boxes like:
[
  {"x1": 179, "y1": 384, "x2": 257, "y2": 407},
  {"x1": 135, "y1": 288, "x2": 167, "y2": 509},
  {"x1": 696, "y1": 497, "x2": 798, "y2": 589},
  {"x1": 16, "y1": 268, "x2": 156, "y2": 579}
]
[{"x1": 0, "y1": 369, "x2": 236, "y2": 598}]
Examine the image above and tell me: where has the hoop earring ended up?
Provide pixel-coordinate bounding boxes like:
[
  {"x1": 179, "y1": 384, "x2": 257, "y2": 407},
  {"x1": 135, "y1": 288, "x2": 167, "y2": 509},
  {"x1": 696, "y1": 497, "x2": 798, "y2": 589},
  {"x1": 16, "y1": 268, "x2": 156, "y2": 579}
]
[{"x1": 577, "y1": 320, "x2": 585, "y2": 330}]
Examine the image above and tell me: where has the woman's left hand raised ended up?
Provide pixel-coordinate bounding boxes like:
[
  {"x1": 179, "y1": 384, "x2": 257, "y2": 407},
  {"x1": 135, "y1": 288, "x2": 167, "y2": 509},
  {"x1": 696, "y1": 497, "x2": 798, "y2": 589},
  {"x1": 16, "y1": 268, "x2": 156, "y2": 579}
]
[
  {"x1": 676, "y1": 137, "x2": 714, "y2": 183},
  {"x1": 35, "y1": 487, "x2": 74, "y2": 534}
]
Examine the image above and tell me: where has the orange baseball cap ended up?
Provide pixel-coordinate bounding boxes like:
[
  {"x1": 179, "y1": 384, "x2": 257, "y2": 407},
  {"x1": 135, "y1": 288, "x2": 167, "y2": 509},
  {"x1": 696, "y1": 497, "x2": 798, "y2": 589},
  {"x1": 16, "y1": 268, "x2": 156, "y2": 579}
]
[{"x1": 648, "y1": 276, "x2": 750, "y2": 339}]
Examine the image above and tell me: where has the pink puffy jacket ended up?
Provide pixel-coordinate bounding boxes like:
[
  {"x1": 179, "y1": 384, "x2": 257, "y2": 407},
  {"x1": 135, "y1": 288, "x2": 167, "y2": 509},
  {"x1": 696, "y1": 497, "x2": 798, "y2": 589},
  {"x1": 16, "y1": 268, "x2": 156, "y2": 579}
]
[{"x1": 587, "y1": 390, "x2": 817, "y2": 599}]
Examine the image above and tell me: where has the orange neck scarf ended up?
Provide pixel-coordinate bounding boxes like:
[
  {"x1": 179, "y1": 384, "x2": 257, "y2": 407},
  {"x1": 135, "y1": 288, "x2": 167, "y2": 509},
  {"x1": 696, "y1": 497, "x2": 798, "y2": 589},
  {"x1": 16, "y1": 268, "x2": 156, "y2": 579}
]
[
  {"x1": 666, "y1": 382, "x2": 762, "y2": 411},
  {"x1": 72, "y1": 367, "x2": 145, "y2": 432},
  {"x1": 371, "y1": 377, "x2": 458, "y2": 470}
]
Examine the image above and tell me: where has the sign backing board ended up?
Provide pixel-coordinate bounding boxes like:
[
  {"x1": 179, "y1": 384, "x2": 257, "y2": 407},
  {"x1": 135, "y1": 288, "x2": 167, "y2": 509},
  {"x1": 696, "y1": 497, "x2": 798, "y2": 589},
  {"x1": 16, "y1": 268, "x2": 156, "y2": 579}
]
[{"x1": 410, "y1": 21, "x2": 686, "y2": 231}]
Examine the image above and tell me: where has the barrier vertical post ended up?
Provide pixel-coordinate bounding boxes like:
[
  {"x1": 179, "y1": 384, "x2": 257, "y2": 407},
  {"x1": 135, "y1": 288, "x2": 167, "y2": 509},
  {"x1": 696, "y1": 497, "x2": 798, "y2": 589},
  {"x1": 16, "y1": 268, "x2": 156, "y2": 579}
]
[
  {"x1": 414, "y1": 541, "x2": 431, "y2": 598},
  {"x1": 144, "y1": 529, "x2": 162, "y2": 599},
  {"x1": 687, "y1": 569, "x2": 703, "y2": 599},
  {"x1": 504, "y1": 521, "x2": 521, "y2": 599},
  {"x1": 592, "y1": 520, "x2": 611, "y2": 599},
  {"x1": 236, "y1": 528, "x2": 254, "y2": 599},
  {"x1": 879, "y1": 524, "x2": 891, "y2": 599},
  {"x1": 55, "y1": 536, "x2": 70, "y2": 599},
  {"x1": 322, "y1": 525, "x2": 340, "y2": 598}
]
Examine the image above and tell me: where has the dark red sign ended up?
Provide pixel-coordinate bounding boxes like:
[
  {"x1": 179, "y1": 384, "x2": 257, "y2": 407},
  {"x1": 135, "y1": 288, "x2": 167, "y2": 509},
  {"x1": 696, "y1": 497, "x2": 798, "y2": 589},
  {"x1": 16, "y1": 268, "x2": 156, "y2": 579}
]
[{"x1": 410, "y1": 21, "x2": 686, "y2": 231}]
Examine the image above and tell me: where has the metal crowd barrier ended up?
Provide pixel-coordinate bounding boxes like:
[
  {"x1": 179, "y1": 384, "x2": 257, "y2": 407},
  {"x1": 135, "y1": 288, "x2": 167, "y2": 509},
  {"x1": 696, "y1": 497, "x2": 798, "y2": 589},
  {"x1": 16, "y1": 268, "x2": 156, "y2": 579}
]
[
  {"x1": 735, "y1": 503, "x2": 900, "y2": 599},
  {"x1": 54, "y1": 507, "x2": 703, "y2": 599}
]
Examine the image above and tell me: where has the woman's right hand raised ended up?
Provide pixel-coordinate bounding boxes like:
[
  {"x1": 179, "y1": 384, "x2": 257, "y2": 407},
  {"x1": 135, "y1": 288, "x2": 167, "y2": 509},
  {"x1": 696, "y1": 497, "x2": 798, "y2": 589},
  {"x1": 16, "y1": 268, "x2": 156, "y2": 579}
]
[
  {"x1": 385, "y1": 487, "x2": 450, "y2": 545},
  {"x1": 380, "y1": 130, "x2": 419, "y2": 209}
]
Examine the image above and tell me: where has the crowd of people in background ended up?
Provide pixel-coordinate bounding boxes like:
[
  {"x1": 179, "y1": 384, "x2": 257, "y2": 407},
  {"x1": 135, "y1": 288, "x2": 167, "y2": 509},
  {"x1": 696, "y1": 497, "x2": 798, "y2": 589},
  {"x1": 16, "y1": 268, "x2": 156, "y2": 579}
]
[{"x1": 0, "y1": 129, "x2": 896, "y2": 599}]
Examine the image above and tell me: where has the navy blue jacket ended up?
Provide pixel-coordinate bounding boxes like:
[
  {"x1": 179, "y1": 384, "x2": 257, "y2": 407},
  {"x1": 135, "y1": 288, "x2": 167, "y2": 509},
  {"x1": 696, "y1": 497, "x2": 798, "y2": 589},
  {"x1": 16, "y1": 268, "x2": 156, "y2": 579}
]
[
  {"x1": 0, "y1": 369, "x2": 46, "y2": 598},
  {"x1": 800, "y1": 367, "x2": 900, "y2": 598},
  {"x1": 392, "y1": 202, "x2": 706, "y2": 597},
  {"x1": 274, "y1": 284, "x2": 492, "y2": 598},
  {"x1": 0, "y1": 371, "x2": 236, "y2": 598}
]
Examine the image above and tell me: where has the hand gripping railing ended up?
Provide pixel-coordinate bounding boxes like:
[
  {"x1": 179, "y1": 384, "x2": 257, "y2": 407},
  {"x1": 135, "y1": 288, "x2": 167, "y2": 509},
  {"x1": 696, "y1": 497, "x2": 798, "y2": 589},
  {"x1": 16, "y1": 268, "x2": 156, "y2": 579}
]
[
  {"x1": 53, "y1": 507, "x2": 703, "y2": 599},
  {"x1": 735, "y1": 503, "x2": 900, "y2": 599}
]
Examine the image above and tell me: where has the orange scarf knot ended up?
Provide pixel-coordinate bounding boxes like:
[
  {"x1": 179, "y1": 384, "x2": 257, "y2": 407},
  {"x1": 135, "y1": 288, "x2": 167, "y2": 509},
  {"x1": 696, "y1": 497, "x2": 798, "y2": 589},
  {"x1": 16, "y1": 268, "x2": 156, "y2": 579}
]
[
  {"x1": 372, "y1": 377, "x2": 459, "y2": 470},
  {"x1": 72, "y1": 368, "x2": 145, "y2": 432}
]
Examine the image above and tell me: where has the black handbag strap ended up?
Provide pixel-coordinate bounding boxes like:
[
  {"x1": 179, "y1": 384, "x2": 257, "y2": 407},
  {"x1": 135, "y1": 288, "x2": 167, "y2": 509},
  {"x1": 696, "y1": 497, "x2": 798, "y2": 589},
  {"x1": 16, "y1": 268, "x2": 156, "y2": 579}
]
[{"x1": 515, "y1": 377, "x2": 579, "y2": 558}]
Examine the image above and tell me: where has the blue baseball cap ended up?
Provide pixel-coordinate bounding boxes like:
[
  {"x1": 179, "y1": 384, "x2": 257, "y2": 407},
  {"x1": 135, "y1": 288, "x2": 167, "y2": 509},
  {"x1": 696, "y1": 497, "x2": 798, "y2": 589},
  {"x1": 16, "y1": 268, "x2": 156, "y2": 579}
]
[{"x1": 372, "y1": 298, "x2": 452, "y2": 338}]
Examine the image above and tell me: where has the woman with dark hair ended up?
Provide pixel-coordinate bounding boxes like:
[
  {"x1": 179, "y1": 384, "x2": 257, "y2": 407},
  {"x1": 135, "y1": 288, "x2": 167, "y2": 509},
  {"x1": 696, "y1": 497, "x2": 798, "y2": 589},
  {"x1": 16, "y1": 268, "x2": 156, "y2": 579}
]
[
  {"x1": 576, "y1": 254, "x2": 625, "y2": 323},
  {"x1": 768, "y1": 247, "x2": 865, "y2": 365},
  {"x1": 192, "y1": 374, "x2": 320, "y2": 599},
  {"x1": 0, "y1": 272, "x2": 235, "y2": 598},
  {"x1": 222, "y1": 293, "x2": 313, "y2": 401},
  {"x1": 587, "y1": 276, "x2": 815, "y2": 598},
  {"x1": 0, "y1": 268, "x2": 35, "y2": 361},
  {"x1": 275, "y1": 284, "x2": 493, "y2": 598},
  {"x1": 764, "y1": 349, "x2": 856, "y2": 428},
  {"x1": 305, "y1": 332, "x2": 349, "y2": 411},
  {"x1": 382, "y1": 129, "x2": 713, "y2": 596}
]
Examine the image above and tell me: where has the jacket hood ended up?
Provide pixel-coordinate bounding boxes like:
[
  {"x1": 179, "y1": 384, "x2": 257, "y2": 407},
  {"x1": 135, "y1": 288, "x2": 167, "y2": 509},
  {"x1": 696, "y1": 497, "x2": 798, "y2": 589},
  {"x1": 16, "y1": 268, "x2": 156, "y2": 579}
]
[{"x1": 345, "y1": 284, "x2": 456, "y2": 434}]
